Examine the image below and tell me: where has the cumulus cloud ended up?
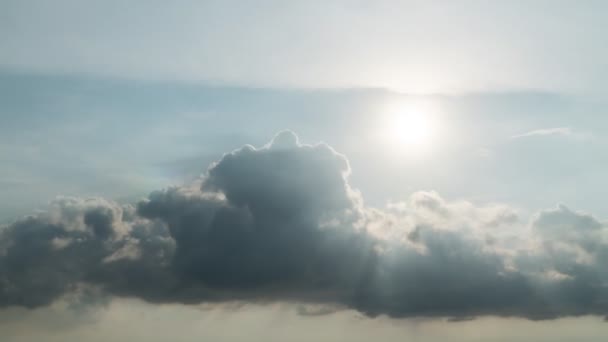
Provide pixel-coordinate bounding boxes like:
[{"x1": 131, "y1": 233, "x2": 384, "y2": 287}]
[{"x1": 1, "y1": 131, "x2": 607, "y2": 320}]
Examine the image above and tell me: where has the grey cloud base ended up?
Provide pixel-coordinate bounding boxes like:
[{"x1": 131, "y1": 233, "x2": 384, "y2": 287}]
[{"x1": 1, "y1": 131, "x2": 607, "y2": 320}]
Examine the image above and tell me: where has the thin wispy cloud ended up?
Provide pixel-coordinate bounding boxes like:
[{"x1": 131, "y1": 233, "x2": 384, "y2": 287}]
[{"x1": 511, "y1": 127, "x2": 572, "y2": 139}]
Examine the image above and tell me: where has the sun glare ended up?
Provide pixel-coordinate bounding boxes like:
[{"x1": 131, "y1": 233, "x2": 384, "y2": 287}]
[
  {"x1": 381, "y1": 100, "x2": 438, "y2": 155},
  {"x1": 389, "y1": 112, "x2": 433, "y2": 147}
]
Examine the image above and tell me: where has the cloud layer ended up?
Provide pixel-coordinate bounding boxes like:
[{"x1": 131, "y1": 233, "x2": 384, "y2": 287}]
[{"x1": 1, "y1": 131, "x2": 607, "y2": 320}]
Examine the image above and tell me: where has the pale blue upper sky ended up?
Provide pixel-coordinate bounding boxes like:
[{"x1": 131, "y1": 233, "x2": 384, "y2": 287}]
[
  {"x1": 1, "y1": 0, "x2": 607, "y2": 95},
  {"x1": 1, "y1": 0, "x2": 607, "y2": 219},
  {"x1": 0, "y1": 71, "x2": 606, "y2": 222}
]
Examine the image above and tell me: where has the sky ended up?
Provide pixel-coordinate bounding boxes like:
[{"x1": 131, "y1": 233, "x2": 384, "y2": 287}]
[{"x1": 1, "y1": 1, "x2": 608, "y2": 341}]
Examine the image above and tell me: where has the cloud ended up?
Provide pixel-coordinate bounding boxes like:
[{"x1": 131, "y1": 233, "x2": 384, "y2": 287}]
[
  {"x1": 511, "y1": 127, "x2": 573, "y2": 139},
  {"x1": 1, "y1": 131, "x2": 608, "y2": 320}
]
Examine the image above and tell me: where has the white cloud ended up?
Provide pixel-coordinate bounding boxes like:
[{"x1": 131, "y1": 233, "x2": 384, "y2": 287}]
[{"x1": 511, "y1": 127, "x2": 573, "y2": 139}]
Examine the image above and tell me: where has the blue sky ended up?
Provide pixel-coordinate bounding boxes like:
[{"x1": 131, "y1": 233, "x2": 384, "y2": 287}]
[
  {"x1": 1, "y1": 70, "x2": 606, "y2": 221},
  {"x1": 1, "y1": 1, "x2": 608, "y2": 341},
  {"x1": 2, "y1": 0, "x2": 608, "y2": 95}
]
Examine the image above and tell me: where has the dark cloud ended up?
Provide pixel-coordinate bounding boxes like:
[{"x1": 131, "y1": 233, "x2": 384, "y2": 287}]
[
  {"x1": 1, "y1": 131, "x2": 607, "y2": 320},
  {"x1": 83, "y1": 208, "x2": 114, "y2": 239},
  {"x1": 136, "y1": 131, "x2": 373, "y2": 304}
]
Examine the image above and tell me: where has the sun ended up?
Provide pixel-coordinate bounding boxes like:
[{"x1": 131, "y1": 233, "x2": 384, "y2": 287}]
[
  {"x1": 381, "y1": 100, "x2": 438, "y2": 154},
  {"x1": 389, "y1": 112, "x2": 433, "y2": 147}
]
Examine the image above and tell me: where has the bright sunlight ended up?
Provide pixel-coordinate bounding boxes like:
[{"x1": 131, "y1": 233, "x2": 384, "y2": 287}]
[{"x1": 380, "y1": 99, "x2": 439, "y2": 156}]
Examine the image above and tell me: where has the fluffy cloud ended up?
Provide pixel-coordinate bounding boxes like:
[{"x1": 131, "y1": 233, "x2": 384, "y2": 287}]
[{"x1": 1, "y1": 131, "x2": 607, "y2": 320}]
